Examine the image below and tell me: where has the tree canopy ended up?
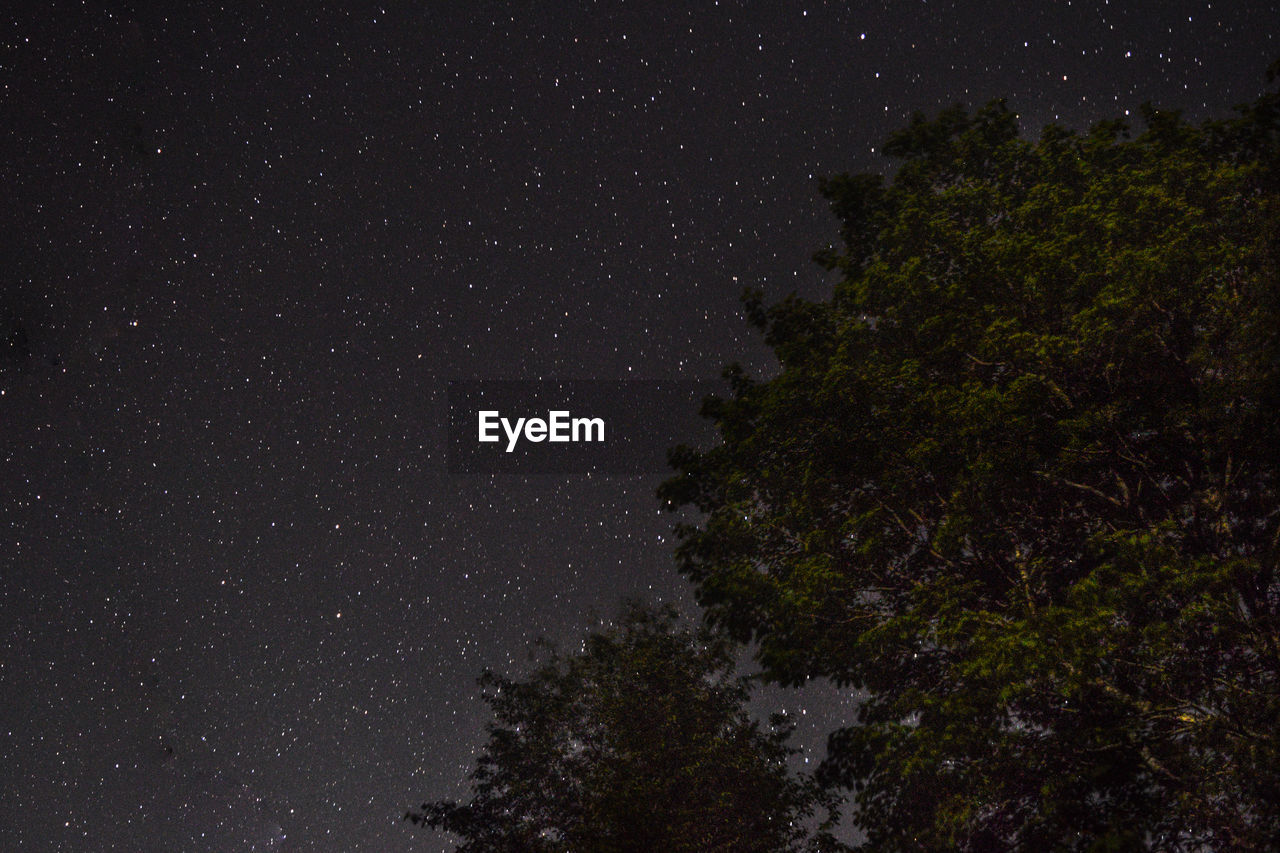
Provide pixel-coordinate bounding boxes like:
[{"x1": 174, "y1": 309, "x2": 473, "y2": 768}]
[
  {"x1": 660, "y1": 76, "x2": 1280, "y2": 850},
  {"x1": 407, "y1": 603, "x2": 839, "y2": 852}
]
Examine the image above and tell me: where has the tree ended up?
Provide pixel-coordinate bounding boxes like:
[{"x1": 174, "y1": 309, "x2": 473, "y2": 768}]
[
  {"x1": 659, "y1": 75, "x2": 1280, "y2": 850},
  {"x1": 407, "y1": 602, "x2": 841, "y2": 852}
]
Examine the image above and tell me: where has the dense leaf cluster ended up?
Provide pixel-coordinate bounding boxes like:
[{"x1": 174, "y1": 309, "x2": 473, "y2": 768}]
[
  {"x1": 660, "y1": 79, "x2": 1280, "y2": 850},
  {"x1": 408, "y1": 604, "x2": 837, "y2": 852}
]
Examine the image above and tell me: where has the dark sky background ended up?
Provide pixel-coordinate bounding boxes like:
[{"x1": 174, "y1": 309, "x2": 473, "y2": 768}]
[{"x1": 2, "y1": 2, "x2": 1276, "y2": 850}]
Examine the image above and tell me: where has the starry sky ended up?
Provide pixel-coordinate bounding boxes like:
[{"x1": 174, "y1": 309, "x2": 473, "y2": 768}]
[{"x1": 2, "y1": 2, "x2": 1276, "y2": 850}]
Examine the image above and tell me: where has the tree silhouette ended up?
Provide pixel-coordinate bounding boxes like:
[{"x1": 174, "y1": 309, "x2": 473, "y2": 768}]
[{"x1": 407, "y1": 602, "x2": 842, "y2": 852}]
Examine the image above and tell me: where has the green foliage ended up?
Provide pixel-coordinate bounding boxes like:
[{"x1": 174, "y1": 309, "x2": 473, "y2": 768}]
[
  {"x1": 660, "y1": 76, "x2": 1280, "y2": 850},
  {"x1": 407, "y1": 602, "x2": 842, "y2": 852}
]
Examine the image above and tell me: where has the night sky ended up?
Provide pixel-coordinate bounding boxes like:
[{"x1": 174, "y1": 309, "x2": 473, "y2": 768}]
[{"x1": 3, "y1": 3, "x2": 1277, "y2": 850}]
